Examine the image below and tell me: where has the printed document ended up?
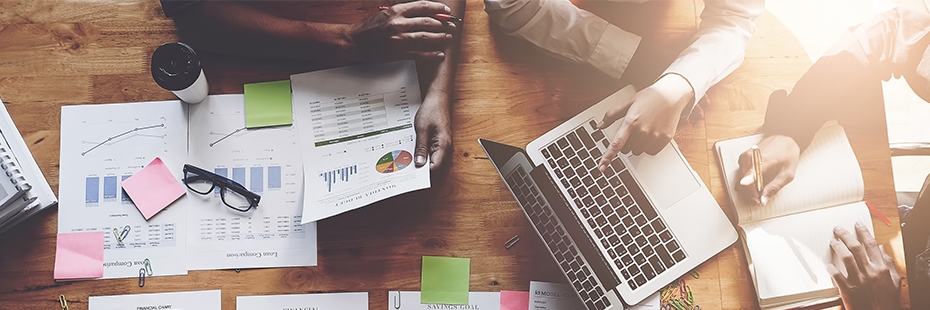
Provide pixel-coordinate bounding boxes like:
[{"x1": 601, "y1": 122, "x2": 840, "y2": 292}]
[
  {"x1": 89, "y1": 290, "x2": 221, "y2": 310},
  {"x1": 291, "y1": 60, "x2": 429, "y2": 223},
  {"x1": 388, "y1": 291, "x2": 500, "y2": 310},
  {"x1": 60, "y1": 101, "x2": 189, "y2": 279},
  {"x1": 187, "y1": 95, "x2": 317, "y2": 270},
  {"x1": 529, "y1": 281, "x2": 584, "y2": 310},
  {"x1": 237, "y1": 292, "x2": 367, "y2": 310},
  {"x1": 60, "y1": 96, "x2": 318, "y2": 278}
]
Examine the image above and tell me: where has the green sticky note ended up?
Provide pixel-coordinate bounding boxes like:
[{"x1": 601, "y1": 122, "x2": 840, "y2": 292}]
[
  {"x1": 244, "y1": 80, "x2": 292, "y2": 128},
  {"x1": 421, "y1": 256, "x2": 470, "y2": 304}
]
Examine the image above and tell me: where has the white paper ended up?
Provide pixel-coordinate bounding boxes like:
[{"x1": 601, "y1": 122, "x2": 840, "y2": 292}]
[
  {"x1": 89, "y1": 290, "x2": 220, "y2": 310},
  {"x1": 388, "y1": 291, "x2": 500, "y2": 310},
  {"x1": 59, "y1": 101, "x2": 189, "y2": 279},
  {"x1": 291, "y1": 60, "x2": 430, "y2": 223},
  {"x1": 628, "y1": 292, "x2": 660, "y2": 310},
  {"x1": 59, "y1": 96, "x2": 320, "y2": 278},
  {"x1": 529, "y1": 281, "x2": 584, "y2": 310},
  {"x1": 238, "y1": 292, "x2": 367, "y2": 310},
  {"x1": 187, "y1": 95, "x2": 317, "y2": 270}
]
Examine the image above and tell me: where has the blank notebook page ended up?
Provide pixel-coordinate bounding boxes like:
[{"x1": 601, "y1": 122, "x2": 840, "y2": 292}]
[{"x1": 742, "y1": 202, "x2": 872, "y2": 302}]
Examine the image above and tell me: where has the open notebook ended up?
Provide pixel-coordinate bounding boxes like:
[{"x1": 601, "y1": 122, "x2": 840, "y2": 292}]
[
  {"x1": 0, "y1": 98, "x2": 58, "y2": 234},
  {"x1": 715, "y1": 122, "x2": 872, "y2": 309}
]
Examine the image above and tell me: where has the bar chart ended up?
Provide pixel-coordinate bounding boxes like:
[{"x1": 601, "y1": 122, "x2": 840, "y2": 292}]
[
  {"x1": 213, "y1": 165, "x2": 283, "y2": 194},
  {"x1": 319, "y1": 165, "x2": 357, "y2": 193}
]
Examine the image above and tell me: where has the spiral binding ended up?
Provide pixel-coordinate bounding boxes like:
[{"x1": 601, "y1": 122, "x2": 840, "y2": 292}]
[{"x1": 0, "y1": 145, "x2": 31, "y2": 192}]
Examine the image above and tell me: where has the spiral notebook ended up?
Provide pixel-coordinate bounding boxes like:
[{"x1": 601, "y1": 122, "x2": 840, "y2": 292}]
[{"x1": 0, "y1": 98, "x2": 58, "y2": 234}]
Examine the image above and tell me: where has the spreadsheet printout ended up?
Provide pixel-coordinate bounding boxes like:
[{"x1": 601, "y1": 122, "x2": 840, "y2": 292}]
[{"x1": 291, "y1": 60, "x2": 430, "y2": 223}]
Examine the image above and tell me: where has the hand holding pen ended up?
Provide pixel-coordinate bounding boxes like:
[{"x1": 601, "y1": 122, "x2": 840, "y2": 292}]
[
  {"x1": 736, "y1": 135, "x2": 801, "y2": 206},
  {"x1": 342, "y1": 0, "x2": 457, "y2": 62}
]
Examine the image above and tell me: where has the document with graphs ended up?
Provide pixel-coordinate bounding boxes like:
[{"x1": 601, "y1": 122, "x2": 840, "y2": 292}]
[
  {"x1": 187, "y1": 95, "x2": 317, "y2": 270},
  {"x1": 59, "y1": 96, "x2": 318, "y2": 278},
  {"x1": 291, "y1": 60, "x2": 430, "y2": 223}
]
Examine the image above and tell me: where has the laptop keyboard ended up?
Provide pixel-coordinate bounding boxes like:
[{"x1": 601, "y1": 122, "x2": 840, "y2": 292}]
[
  {"x1": 506, "y1": 166, "x2": 611, "y2": 310},
  {"x1": 541, "y1": 119, "x2": 687, "y2": 290}
]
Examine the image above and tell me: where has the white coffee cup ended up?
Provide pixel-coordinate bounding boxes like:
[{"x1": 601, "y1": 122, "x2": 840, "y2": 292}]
[{"x1": 151, "y1": 42, "x2": 208, "y2": 104}]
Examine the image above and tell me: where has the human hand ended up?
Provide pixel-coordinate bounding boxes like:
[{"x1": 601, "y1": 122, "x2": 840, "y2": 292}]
[
  {"x1": 827, "y1": 222, "x2": 902, "y2": 310},
  {"x1": 735, "y1": 134, "x2": 800, "y2": 206},
  {"x1": 597, "y1": 74, "x2": 693, "y2": 171},
  {"x1": 345, "y1": 1, "x2": 455, "y2": 62},
  {"x1": 413, "y1": 92, "x2": 452, "y2": 172}
]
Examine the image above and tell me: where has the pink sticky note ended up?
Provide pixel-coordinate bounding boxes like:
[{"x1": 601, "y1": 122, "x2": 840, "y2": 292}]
[
  {"x1": 500, "y1": 290, "x2": 529, "y2": 310},
  {"x1": 122, "y1": 157, "x2": 185, "y2": 220},
  {"x1": 54, "y1": 231, "x2": 104, "y2": 280}
]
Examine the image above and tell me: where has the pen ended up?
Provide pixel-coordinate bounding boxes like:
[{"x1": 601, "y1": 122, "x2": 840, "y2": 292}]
[
  {"x1": 378, "y1": 6, "x2": 462, "y2": 23},
  {"x1": 751, "y1": 145, "x2": 763, "y2": 194}
]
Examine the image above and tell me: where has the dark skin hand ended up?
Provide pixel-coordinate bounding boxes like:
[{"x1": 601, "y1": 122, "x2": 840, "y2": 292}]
[
  {"x1": 827, "y1": 223, "x2": 901, "y2": 310},
  {"x1": 171, "y1": 0, "x2": 464, "y2": 173}
]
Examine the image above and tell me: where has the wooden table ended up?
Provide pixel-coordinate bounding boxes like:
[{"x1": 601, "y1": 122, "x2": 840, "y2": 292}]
[{"x1": 0, "y1": 0, "x2": 912, "y2": 309}]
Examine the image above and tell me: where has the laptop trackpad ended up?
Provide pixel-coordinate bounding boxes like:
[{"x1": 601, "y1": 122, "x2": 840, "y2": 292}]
[{"x1": 626, "y1": 143, "x2": 700, "y2": 210}]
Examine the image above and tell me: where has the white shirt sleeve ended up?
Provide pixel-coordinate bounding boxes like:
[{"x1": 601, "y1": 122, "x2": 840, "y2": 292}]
[
  {"x1": 484, "y1": 0, "x2": 763, "y2": 103},
  {"x1": 484, "y1": 0, "x2": 642, "y2": 79},
  {"x1": 823, "y1": 8, "x2": 930, "y2": 81},
  {"x1": 663, "y1": 0, "x2": 764, "y2": 104}
]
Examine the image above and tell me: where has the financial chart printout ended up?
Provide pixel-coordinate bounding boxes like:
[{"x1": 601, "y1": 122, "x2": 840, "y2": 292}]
[
  {"x1": 187, "y1": 95, "x2": 317, "y2": 269},
  {"x1": 59, "y1": 101, "x2": 188, "y2": 279},
  {"x1": 292, "y1": 60, "x2": 429, "y2": 223}
]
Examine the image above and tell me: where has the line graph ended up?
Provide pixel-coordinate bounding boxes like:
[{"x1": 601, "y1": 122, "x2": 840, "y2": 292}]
[
  {"x1": 81, "y1": 124, "x2": 166, "y2": 156},
  {"x1": 209, "y1": 127, "x2": 247, "y2": 147}
]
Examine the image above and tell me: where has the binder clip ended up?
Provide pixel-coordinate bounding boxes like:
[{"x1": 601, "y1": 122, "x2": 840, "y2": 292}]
[
  {"x1": 59, "y1": 294, "x2": 68, "y2": 310},
  {"x1": 505, "y1": 235, "x2": 520, "y2": 249}
]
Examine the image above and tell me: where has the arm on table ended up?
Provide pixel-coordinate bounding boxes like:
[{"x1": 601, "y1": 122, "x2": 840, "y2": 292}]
[
  {"x1": 163, "y1": 0, "x2": 464, "y2": 173},
  {"x1": 596, "y1": 0, "x2": 764, "y2": 163}
]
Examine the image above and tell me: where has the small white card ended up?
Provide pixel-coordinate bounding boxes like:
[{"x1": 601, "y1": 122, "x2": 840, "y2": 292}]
[
  {"x1": 529, "y1": 281, "x2": 583, "y2": 310},
  {"x1": 389, "y1": 291, "x2": 500, "y2": 310},
  {"x1": 237, "y1": 292, "x2": 368, "y2": 310},
  {"x1": 89, "y1": 290, "x2": 220, "y2": 310}
]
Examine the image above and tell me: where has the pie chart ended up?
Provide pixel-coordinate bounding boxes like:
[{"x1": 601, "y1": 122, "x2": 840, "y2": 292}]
[{"x1": 375, "y1": 150, "x2": 413, "y2": 173}]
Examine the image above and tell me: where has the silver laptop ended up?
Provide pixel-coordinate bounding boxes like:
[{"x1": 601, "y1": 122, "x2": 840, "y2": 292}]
[{"x1": 479, "y1": 85, "x2": 737, "y2": 309}]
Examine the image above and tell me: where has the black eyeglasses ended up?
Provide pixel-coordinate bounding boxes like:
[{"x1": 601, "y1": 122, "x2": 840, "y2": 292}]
[{"x1": 182, "y1": 164, "x2": 261, "y2": 212}]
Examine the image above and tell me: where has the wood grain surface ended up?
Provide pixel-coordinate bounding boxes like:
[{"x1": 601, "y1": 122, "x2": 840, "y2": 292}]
[{"x1": 0, "y1": 0, "x2": 912, "y2": 309}]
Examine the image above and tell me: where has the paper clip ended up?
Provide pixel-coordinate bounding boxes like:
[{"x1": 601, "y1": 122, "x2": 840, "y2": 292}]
[
  {"x1": 235, "y1": 269, "x2": 241, "y2": 273},
  {"x1": 143, "y1": 258, "x2": 153, "y2": 276},
  {"x1": 685, "y1": 286, "x2": 695, "y2": 307},
  {"x1": 120, "y1": 225, "x2": 131, "y2": 241},
  {"x1": 59, "y1": 294, "x2": 68, "y2": 310},
  {"x1": 688, "y1": 270, "x2": 699, "y2": 279},
  {"x1": 112, "y1": 228, "x2": 122, "y2": 244},
  {"x1": 392, "y1": 292, "x2": 401, "y2": 309},
  {"x1": 504, "y1": 235, "x2": 520, "y2": 249},
  {"x1": 138, "y1": 268, "x2": 146, "y2": 287}
]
